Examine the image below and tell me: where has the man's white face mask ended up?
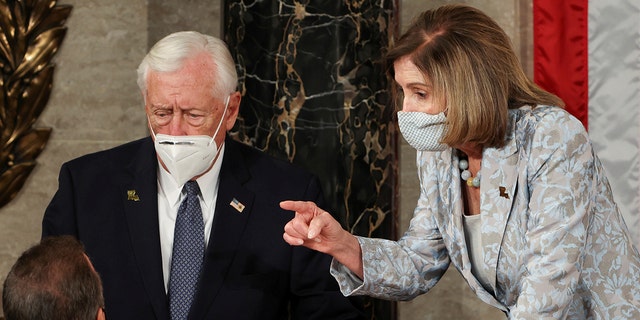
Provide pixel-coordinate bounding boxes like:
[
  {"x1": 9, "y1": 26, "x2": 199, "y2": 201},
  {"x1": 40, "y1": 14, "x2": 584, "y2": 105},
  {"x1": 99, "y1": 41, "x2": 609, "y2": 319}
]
[{"x1": 150, "y1": 96, "x2": 229, "y2": 186}]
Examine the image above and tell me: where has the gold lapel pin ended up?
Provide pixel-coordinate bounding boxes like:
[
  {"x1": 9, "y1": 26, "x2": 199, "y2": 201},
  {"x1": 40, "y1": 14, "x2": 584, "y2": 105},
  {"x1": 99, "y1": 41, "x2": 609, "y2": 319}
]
[
  {"x1": 127, "y1": 190, "x2": 140, "y2": 201},
  {"x1": 230, "y1": 198, "x2": 245, "y2": 213}
]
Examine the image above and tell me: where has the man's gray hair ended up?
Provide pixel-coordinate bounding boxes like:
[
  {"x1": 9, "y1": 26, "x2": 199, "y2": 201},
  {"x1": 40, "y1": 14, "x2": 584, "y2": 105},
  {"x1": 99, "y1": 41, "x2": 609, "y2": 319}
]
[{"x1": 136, "y1": 31, "x2": 238, "y2": 99}]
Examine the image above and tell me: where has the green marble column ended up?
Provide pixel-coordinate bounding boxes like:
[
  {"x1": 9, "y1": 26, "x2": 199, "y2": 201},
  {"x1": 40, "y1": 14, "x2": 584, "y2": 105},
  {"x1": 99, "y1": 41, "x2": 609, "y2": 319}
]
[{"x1": 223, "y1": 1, "x2": 399, "y2": 319}]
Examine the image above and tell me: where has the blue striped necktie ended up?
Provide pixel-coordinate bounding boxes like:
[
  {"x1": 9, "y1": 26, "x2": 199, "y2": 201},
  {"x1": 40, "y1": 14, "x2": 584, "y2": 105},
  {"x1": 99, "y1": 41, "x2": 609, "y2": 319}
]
[{"x1": 169, "y1": 180, "x2": 205, "y2": 320}]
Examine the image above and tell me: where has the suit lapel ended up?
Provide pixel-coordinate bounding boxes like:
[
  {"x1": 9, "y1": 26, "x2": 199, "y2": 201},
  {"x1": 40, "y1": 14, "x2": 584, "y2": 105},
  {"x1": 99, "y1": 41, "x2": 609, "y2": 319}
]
[
  {"x1": 442, "y1": 119, "x2": 519, "y2": 309},
  {"x1": 437, "y1": 149, "x2": 467, "y2": 271},
  {"x1": 190, "y1": 139, "x2": 255, "y2": 319},
  {"x1": 122, "y1": 137, "x2": 170, "y2": 320},
  {"x1": 479, "y1": 118, "x2": 520, "y2": 295},
  {"x1": 438, "y1": 150, "x2": 504, "y2": 310}
]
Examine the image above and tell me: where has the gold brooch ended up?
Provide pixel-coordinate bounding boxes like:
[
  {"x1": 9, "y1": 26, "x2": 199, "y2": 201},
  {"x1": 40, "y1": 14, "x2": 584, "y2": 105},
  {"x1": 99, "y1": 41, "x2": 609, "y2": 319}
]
[{"x1": 127, "y1": 190, "x2": 140, "y2": 201}]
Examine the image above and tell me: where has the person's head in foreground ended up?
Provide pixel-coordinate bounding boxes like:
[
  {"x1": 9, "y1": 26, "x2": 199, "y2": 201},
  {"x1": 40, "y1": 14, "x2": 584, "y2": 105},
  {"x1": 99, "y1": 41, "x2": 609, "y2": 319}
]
[{"x1": 2, "y1": 235, "x2": 105, "y2": 320}]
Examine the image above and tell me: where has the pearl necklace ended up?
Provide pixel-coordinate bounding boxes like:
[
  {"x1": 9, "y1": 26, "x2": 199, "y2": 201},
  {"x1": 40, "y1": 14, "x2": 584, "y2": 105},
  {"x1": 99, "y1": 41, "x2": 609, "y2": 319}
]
[{"x1": 459, "y1": 158, "x2": 480, "y2": 188}]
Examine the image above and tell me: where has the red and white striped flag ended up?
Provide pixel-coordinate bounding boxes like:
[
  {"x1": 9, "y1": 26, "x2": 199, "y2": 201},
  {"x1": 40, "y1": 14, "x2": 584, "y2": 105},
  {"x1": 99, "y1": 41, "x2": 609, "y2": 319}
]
[{"x1": 533, "y1": 0, "x2": 640, "y2": 246}]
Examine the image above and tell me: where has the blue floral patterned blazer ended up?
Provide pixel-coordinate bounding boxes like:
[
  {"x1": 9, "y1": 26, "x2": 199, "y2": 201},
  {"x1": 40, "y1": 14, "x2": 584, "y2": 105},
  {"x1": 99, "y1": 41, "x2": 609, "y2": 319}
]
[{"x1": 331, "y1": 105, "x2": 640, "y2": 319}]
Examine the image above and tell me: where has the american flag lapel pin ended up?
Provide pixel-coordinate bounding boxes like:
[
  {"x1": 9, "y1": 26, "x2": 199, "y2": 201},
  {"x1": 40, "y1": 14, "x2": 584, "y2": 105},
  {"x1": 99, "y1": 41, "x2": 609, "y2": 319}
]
[
  {"x1": 127, "y1": 190, "x2": 140, "y2": 201},
  {"x1": 230, "y1": 198, "x2": 245, "y2": 213}
]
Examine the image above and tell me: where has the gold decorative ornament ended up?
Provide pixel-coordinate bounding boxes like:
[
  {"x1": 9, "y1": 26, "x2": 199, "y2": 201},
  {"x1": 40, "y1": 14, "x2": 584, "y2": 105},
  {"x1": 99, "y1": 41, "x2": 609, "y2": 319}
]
[
  {"x1": 0, "y1": 0, "x2": 72, "y2": 208},
  {"x1": 127, "y1": 190, "x2": 140, "y2": 201}
]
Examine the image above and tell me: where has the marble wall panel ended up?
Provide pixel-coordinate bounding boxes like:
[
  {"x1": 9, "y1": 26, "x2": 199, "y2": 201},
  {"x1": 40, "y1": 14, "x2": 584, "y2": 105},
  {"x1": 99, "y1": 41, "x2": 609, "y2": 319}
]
[
  {"x1": 225, "y1": 0, "x2": 399, "y2": 236},
  {"x1": 223, "y1": 0, "x2": 399, "y2": 318}
]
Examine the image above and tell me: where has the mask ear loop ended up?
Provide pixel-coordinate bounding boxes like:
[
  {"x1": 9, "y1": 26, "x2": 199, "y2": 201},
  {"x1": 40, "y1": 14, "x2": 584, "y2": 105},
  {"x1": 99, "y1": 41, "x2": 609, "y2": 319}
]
[
  {"x1": 147, "y1": 115, "x2": 158, "y2": 140},
  {"x1": 208, "y1": 95, "x2": 231, "y2": 146}
]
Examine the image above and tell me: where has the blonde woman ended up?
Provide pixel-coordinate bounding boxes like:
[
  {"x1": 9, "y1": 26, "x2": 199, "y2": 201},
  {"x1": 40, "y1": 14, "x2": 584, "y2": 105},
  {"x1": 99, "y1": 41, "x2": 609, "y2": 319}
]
[{"x1": 281, "y1": 4, "x2": 640, "y2": 319}]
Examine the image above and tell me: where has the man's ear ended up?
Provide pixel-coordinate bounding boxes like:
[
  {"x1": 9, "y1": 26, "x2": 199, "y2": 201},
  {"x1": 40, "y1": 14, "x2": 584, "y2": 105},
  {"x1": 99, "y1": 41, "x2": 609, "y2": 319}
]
[{"x1": 96, "y1": 307, "x2": 106, "y2": 320}]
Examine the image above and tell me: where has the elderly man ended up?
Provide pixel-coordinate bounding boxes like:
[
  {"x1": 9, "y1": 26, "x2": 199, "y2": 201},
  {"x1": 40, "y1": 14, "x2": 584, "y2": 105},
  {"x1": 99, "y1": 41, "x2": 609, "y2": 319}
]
[{"x1": 42, "y1": 31, "x2": 364, "y2": 320}]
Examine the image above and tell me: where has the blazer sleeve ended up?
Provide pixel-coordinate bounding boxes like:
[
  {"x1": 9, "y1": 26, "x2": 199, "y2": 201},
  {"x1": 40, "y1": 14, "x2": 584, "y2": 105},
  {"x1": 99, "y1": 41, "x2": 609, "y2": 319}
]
[
  {"x1": 42, "y1": 162, "x2": 80, "y2": 238},
  {"x1": 330, "y1": 153, "x2": 450, "y2": 301}
]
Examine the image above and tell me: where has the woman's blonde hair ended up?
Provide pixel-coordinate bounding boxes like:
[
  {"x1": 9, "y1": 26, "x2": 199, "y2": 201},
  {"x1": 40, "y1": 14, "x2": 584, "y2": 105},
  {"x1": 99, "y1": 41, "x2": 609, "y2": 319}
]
[{"x1": 386, "y1": 4, "x2": 563, "y2": 148}]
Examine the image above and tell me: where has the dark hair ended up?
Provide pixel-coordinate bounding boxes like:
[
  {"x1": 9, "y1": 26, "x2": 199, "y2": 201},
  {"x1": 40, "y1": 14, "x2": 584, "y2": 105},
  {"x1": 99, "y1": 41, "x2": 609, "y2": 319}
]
[
  {"x1": 386, "y1": 4, "x2": 563, "y2": 148},
  {"x1": 2, "y1": 236, "x2": 104, "y2": 320}
]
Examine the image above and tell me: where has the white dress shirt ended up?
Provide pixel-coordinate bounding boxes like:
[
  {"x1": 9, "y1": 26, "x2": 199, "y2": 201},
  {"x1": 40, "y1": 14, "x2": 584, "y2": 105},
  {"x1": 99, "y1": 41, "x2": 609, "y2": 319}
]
[{"x1": 157, "y1": 144, "x2": 225, "y2": 292}]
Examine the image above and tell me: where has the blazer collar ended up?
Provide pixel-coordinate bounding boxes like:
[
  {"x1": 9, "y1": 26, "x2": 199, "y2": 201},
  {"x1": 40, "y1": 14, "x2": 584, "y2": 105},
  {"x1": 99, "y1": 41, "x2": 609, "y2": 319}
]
[
  {"x1": 478, "y1": 124, "x2": 519, "y2": 294},
  {"x1": 446, "y1": 114, "x2": 520, "y2": 308}
]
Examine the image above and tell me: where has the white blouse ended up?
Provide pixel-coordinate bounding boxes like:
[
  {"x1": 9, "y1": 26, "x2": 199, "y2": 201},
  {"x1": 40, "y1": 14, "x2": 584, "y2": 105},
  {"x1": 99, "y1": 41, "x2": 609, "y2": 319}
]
[{"x1": 462, "y1": 213, "x2": 494, "y2": 294}]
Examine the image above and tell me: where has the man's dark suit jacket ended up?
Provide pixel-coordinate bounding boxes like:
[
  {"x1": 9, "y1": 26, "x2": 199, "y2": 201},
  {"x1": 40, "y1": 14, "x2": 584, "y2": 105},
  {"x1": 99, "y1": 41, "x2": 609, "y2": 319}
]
[{"x1": 42, "y1": 136, "x2": 364, "y2": 320}]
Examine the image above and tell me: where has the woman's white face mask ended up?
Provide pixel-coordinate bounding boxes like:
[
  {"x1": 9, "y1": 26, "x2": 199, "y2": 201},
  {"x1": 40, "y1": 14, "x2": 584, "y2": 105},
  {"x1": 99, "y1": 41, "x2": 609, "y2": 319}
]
[
  {"x1": 397, "y1": 111, "x2": 448, "y2": 151},
  {"x1": 150, "y1": 96, "x2": 229, "y2": 186}
]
